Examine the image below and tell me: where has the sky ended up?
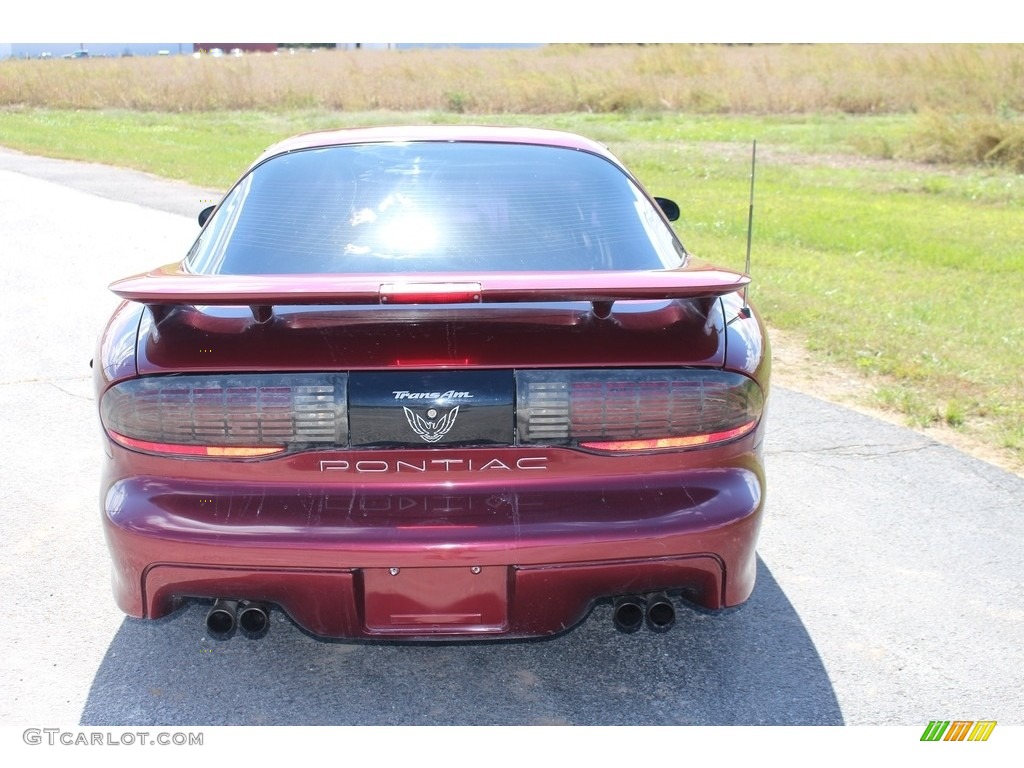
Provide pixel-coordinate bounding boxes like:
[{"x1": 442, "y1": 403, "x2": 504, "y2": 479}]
[{"x1": 3, "y1": 1, "x2": 1016, "y2": 44}]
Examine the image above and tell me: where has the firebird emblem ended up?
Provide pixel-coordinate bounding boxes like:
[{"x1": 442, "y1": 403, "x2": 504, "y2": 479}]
[{"x1": 403, "y1": 406, "x2": 460, "y2": 443}]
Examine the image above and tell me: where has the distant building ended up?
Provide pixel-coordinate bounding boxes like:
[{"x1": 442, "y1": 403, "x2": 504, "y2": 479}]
[{"x1": 193, "y1": 43, "x2": 278, "y2": 54}]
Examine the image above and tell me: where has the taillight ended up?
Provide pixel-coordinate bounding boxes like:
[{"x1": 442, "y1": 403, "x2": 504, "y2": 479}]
[
  {"x1": 100, "y1": 374, "x2": 348, "y2": 458},
  {"x1": 516, "y1": 369, "x2": 763, "y2": 452},
  {"x1": 101, "y1": 369, "x2": 760, "y2": 458}
]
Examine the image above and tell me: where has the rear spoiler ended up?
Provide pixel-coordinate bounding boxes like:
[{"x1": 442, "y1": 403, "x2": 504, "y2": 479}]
[{"x1": 110, "y1": 264, "x2": 750, "y2": 322}]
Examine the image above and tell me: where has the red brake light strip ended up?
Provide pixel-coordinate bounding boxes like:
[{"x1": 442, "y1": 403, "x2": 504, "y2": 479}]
[
  {"x1": 578, "y1": 421, "x2": 757, "y2": 452},
  {"x1": 109, "y1": 432, "x2": 285, "y2": 458}
]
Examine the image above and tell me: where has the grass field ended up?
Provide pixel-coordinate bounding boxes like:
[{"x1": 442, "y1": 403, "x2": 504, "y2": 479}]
[
  {"x1": 1, "y1": 45, "x2": 1021, "y2": 470},
  {"x1": 4, "y1": 44, "x2": 1024, "y2": 115}
]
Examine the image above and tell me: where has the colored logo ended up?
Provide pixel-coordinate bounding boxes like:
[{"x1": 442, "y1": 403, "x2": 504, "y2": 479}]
[
  {"x1": 403, "y1": 406, "x2": 460, "y2": 443},
  {"x1": 920, "y1": 720, "x2": 996, "y2": 742}
]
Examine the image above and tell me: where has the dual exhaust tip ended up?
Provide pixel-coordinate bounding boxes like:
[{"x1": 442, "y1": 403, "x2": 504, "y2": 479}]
[
  {"x1": 612, "y1": 593, "x2": 676, "y2": 634},
  {"x1": 208, "y1": 594, "x2": 675, "y2": 638},
  {"x1": 206, "y1": 599, "x2": 271, "y2": 640}
]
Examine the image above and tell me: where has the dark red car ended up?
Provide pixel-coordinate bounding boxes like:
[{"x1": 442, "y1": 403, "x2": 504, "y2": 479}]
[{"x1": 94, "y1": 126, "x2": 769, "y2": 641}]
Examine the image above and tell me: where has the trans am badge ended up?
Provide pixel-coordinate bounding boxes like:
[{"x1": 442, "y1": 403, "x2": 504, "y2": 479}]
[{"x1": 403, "y1": 406, "x2": 460, "y2": 443}]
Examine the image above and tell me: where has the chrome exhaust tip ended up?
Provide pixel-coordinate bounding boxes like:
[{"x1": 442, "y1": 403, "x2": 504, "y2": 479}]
[
  {"x1": 238, "y1": 601, "x2": 270, "y2": 639},
  {"x1": 612, "y1": 595, "x2": 646, "y2": 634},
  {"x1": 645, "y1": 592, "x2": 676, "y2": 633},
  {"x1": 206, "y1": 599, "x2": 238, "y2": 640}
]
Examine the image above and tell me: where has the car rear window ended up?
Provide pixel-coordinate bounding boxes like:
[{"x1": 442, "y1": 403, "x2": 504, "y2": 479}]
[{"x1": 186, "y1": 142, "x2": 685, "y2": 275}]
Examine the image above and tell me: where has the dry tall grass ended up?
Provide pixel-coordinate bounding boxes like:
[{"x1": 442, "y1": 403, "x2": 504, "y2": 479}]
[
  {"x1": 906, "y1": 110, "x2": 1024, "y2": 172},
  {"x1": 3, "y1": 44, "x2": 1024, "y2": 115}
]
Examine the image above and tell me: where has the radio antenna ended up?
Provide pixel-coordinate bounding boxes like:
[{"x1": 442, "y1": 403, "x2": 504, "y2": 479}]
[{"x1": 742, "y1": 139, "x2": 757, "y2": 316}]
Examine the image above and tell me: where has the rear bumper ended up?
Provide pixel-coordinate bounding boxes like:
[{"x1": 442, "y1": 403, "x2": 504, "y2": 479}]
[{"x1": 102, "y1": 462, "x2": 764, "y2": 640}]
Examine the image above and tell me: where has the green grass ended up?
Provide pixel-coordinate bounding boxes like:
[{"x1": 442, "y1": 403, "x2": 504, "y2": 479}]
[
  {"x1": 651, "y1": 141, "x2": 1024, "y2": 462},
  {"x1": 1, "y1": 107, "x2": 1021, "y2": 468}
]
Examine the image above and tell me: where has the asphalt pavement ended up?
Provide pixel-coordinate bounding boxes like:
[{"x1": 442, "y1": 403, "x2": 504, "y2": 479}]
[{"x1": 1, "y1": 147, "x2": 1021, "y2": 726}]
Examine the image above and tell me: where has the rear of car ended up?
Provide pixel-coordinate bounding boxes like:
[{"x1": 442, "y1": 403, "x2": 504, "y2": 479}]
[{"x1": 94, "y1": 127, "x2": 769, "y2": 640}]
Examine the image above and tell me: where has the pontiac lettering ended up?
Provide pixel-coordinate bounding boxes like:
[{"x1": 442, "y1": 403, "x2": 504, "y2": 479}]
[{"x1": 319, "y1": 457, "x2": 548, "y2": 473}]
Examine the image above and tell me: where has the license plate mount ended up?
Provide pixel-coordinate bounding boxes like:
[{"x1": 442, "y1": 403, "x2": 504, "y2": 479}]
[{"x1": 362, "y1": 566, "x2": 509, "y2": 635}]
